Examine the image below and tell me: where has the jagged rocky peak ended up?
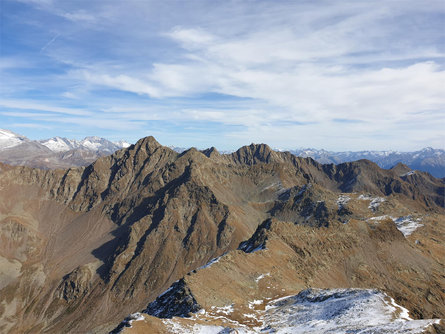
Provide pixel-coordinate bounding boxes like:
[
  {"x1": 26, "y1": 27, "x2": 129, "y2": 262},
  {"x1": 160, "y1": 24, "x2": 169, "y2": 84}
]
[
  {"x1": 133, "y1": 135, "x2": 162, "y2": 152},
  {"x1": 230, "y1": 142, "x2": 278, "y2": 165},
  {"x1": 391, "y1": 162, "x2": 412, "y2": 175},
  {"x1": 143, "y1": 279, "x2": 200, "y2": 318},
  {"x1": 238, "y1": 218, "x2": 273, "y2": 253},
  {"x1": 201, "y1": 146, "x2": 220, "y2": 158}
]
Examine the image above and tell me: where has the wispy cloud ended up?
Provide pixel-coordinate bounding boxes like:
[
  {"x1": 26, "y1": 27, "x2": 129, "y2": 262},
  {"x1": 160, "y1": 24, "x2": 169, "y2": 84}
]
[
  {"x1": 0, "y1": 99, "x2": 92, "y2": 116},
  {"x1": 40, "y1": 33, "x2": 59, "y2": 52},
  {"x1": 1, "y1": 0, "x2": 444, "y2": 150},
  {"x1": 11, "y1": 122, "x2": 52, "y2": 129}
]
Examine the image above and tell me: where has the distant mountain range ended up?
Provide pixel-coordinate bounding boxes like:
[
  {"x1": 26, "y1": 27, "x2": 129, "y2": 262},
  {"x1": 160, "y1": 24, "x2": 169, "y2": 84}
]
[
  {"x1": 1, "y1": 129, "x2": 444, "y2": 177},
  {"x1": 288, "y1": 147, "x2": 445, "y2": 178},
  {"x1": 0, "y1": 129, "x2": 130, "y2": 169}
]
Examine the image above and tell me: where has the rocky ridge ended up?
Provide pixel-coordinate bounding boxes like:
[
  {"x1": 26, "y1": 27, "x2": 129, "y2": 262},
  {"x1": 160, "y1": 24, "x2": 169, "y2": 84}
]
[{"x1": 0, "y1": 136, "x2": 443, "y2": 333}]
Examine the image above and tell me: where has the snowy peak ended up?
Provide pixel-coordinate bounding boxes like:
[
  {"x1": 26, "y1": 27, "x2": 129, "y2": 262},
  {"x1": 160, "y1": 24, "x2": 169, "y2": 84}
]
[
  {"x1": 39, "y1": 137, "x2": 78, "y2": 153},
  {"x1": 0, "y1": 129, "x2": 29, "y2": 149},
  {"x1": 39, "y1": 136, "x2": 130, "y2": 153},
  {"x1": 80, "y1": 137, "x2": 108, "y2": 152},
  {"x1": 0, "y1": 129, "x2": 133, "y2": 169},
  {"x1": 113, "y1": 140, "x2": 131, "y2": 149},
  {"x1": 290, "y1": 147, "x2": 445, "y2": 177},
  {"x1": 79, "y1": 136, "x2": 128, "y2": 153}
]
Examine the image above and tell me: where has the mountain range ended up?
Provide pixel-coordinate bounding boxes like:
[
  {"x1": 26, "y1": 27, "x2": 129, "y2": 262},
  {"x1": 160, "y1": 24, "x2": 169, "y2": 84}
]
[
  {"x1": 288, "y1": 147, "x2": 445, "y2": 178},
  {"x1": 172, "y1": 146, "x2": 445, "y2": 178},
  {"x1": 0, "y1": 135, "x2": 443, "y2": 333},
  {"x1": 0, "y1": 129, "x2": 130, "y2": 169},
  {"x1": 1, "y1": 129, "x2": 444, "y2": 178}
]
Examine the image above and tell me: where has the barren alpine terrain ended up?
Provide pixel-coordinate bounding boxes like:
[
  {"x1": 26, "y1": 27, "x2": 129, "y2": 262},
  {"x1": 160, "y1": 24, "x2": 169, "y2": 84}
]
[{"x1": 0, "y1": 136, "x2": 444, "y2": 333}]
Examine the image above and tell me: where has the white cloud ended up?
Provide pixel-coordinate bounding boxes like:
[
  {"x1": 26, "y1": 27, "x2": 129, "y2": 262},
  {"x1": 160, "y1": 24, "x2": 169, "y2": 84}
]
[
  {"x1": 78, "y1": 71, "x2": 161, "y2": 97},
  {"x1": 0, "y1": 99, "x2": 92, "y2": 116},
  {"x1": 3, "y1": 0, "x2": 445, "y2": 150},
  {"x1": 168, "y1": 28, "x2": 215, "y2": 49},
  {"x1": 67, "y1": 1, "x2": 444, "y2": 130},
  {"x1": 11, "y1": 123, "x2": 52, "y2": 129},
  {"x1": 61, "y1": 10, "x2": 96, "y2": 23}
]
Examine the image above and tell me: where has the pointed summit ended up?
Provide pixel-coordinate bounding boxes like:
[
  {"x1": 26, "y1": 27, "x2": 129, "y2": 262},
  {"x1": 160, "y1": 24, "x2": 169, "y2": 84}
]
[
  {"x1": 201, "y1": 147, "x2": 220, "y2": 159},
  {"x1": 134, "y1": 135, "x2": 162, "y2": 153},
  {"x1": 230, "y1": 143, "x2": 277, "y2": 165},
  {"x1": 390, "y1": 162, "x2": 411, "y2": 175}
]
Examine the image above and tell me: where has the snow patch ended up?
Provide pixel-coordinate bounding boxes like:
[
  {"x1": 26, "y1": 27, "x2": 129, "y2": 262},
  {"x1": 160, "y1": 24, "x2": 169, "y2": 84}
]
[
  {"x1": 358, "y1": 194, "x2": 385, "y2": 211},
  {"x1": 111, "y1": 312, "x2": 145, "y2": 333},
  {"x1": 127, "y1": 288, "x2": 439, "y2": 333},
  {"x1": 393, "y1": 216, "x2": 423, "y2": 237},
  {"x1": 211, "y1": 304, "x2": 234, "y2": 315},
  {"x1": 248, "y1": 300, "x2": 263, "y2": 309},
  {"x1": 336, "y1": 195, "x2": 350, "y2": 210},
  {"x1": 255, "y1": 273, "x2": 270, "y2": 282},
  {"x1": 368, "y1": 215, "x2": 392, "y2": 221},
  {"x1": 198, "y1": 254, "x2": 226, "y2": 270},
  {"x1": 263, "y1": 289, "x2": 439, "y2": 333},
  {"x1": 358, "y1": 194, "x2": 373, "y2": 200},
  {"x1": 369, "y1": 197, "x2": 385, "y2": 211},
  {"x1": 368, "y1": 215, "x2": 423, "y2": 237}
]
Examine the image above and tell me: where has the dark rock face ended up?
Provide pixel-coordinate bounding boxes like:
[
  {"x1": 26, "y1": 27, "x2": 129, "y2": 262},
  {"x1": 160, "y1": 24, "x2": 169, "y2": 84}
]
[
  {"x1": 238, "y1": 219, "x2": 272, "y2": 253},
  {"x1": 55, "y1": 265, "x2": 94, "y2": 302},
  {"x1": 0, "y1": 136, "x2": 444, "y2": 333},
  {"x1": 144, "y1": 279, "x2": 201, "y2": 318}
]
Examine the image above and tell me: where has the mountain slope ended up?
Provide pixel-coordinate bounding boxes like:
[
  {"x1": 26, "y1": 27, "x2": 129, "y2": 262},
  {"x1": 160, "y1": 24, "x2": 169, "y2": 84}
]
[
  {"x1": 119, "y1": 218, "x2": 445, "y2": 333},
  {"x1": 0, "y1": 136, "x2": 443, "y2": 333}
]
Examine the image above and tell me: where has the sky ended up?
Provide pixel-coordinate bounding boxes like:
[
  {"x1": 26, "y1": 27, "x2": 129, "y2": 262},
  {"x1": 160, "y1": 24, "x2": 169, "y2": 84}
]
[{"x1": 0, "y1": 0, "x2": 444, "y2": 151}]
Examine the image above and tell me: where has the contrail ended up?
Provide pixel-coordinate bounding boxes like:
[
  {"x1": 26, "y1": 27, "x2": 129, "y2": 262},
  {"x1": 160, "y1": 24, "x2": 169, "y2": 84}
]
[{"x1": 40, "y1": 33, "x2": 60, "y2": 52}]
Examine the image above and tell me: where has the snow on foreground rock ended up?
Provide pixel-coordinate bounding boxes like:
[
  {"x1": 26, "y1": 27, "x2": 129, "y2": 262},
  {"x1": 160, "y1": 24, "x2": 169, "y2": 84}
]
[
  {"x1": 262, "y1": 289, "x2": 439, "y2": 334},
  {"x1": 368, "y1": 215, "x2": 423, "y2": 237},
  {"x1": 120, "y1": 289, "x2": 440, "y2": 333}
]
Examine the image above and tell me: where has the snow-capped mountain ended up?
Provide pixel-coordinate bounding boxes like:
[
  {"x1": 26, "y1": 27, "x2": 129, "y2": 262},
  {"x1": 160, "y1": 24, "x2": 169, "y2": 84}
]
[
  {"x1": 0, "y1": 129, "x2": 131, "y2": 169},
  {"x1": 39, "y1": 137, "x2": 79, "y2": 152},
  {"x1": 0, "y1": 129, "x2": 29, "y2": 149},
  {"x1": 113, "y1": 140, "x2": 131, "y2": 149},
  {"x1": 289, "y1": 147, "x2": 445, "y2": 178},
  {"x1": 39, "y1": 136, "x2": 130, "y2": 153}
]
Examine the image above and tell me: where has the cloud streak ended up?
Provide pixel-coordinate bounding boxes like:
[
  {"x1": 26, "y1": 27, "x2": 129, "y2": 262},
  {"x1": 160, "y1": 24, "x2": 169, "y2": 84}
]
[{"x1": 1, "y1": 0, "x2": 444, "y2": 150}]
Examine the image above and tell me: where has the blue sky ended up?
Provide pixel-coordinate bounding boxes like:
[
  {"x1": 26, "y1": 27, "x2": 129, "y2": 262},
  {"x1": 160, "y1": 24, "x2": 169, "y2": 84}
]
[{"x1": 0, "y1": 0, "x2": 444, "y2": 150}]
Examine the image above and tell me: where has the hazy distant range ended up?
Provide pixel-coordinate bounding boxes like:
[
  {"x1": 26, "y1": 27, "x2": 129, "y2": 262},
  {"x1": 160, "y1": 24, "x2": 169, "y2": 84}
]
[{"x1": 0, "y1": 129, "x2": 444, "y2": 177}]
